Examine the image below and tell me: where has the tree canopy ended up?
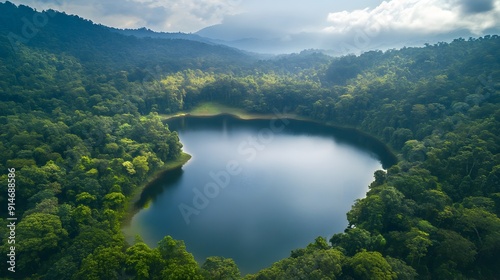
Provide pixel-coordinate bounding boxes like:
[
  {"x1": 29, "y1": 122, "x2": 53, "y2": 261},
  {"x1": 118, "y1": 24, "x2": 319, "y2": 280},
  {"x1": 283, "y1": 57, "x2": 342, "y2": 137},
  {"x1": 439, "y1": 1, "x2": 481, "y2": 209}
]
[{"x1": 1, "y1": 2, "x2": 500, "y2": 279}]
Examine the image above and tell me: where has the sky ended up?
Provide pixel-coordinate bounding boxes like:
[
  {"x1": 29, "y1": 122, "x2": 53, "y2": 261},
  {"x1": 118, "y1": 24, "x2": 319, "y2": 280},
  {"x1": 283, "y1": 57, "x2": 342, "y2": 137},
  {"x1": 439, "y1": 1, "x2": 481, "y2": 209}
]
[{"x1": 8, "y1": 0, "x2": 500, "y2": 54}]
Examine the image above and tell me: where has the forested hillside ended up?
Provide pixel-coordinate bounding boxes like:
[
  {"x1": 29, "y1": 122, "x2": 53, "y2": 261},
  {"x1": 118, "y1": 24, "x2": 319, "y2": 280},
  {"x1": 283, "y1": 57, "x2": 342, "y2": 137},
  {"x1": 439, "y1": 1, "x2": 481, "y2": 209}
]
[
  {"x1": 0, "y1": 2, "x2": 252, "y2": 73},
  {"x1": 1, "y1": 2, "x2": 500, "y2": 279}
]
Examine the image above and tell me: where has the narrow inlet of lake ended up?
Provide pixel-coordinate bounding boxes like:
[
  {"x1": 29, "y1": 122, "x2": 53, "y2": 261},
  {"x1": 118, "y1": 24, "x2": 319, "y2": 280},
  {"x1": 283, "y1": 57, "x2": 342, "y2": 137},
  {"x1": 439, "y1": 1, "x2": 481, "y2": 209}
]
[{"x1": 123, "y1": 115, "x2": 395, "y2": 274}]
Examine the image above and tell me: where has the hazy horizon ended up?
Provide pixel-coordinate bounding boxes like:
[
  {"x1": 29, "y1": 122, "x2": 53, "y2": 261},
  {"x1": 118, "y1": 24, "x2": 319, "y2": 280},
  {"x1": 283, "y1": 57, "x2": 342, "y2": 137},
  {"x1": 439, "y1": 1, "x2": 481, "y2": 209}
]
[{"x1": 7, "y1": 0, "x2": 500, "y2": 54}]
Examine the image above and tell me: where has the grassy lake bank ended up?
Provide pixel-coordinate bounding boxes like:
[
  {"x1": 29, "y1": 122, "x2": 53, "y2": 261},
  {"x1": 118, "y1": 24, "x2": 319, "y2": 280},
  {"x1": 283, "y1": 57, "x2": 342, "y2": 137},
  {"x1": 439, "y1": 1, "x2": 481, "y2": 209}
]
[
  {"x1": 123, "y1": 152, "x2": 192, "y2": 227},
  {"x1": 160, "y1": 102, "x2": 309, "y2": 121}
]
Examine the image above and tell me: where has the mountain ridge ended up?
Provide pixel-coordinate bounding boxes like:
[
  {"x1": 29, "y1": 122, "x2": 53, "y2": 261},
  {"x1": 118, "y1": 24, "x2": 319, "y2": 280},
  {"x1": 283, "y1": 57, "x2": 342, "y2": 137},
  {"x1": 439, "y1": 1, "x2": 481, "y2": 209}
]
[{"x1": 0, "y1": 1, "x2": 254, "y2": 73}]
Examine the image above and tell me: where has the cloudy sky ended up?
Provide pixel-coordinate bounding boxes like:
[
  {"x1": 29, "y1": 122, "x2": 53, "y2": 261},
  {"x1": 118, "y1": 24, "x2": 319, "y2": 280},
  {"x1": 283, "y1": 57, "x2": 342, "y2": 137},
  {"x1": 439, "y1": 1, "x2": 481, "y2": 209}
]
[{"x1": 9, "y1": 0, "x2": 500, "y2": 53}]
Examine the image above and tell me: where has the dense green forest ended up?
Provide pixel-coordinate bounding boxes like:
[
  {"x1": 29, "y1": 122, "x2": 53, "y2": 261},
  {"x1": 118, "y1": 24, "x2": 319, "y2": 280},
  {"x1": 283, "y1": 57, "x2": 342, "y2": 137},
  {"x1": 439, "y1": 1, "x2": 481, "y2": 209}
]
[{"x1": 1, "y1": 2, "x2": 500, "y2": 279}]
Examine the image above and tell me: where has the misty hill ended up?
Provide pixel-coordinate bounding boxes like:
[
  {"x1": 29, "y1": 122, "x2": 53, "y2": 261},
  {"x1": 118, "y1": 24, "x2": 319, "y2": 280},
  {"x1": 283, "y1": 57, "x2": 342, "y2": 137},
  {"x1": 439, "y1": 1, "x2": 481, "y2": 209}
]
[
  {"x1": 195, "y1": 23, "x2": 307, "y2": 55},
  {"x1": 195, "y1": 21, "x2": 481, "y2": 55},
  {"x1": 0, "y1": 1, "x2": 253, "y2": 73},
  {"x1": 108, "y1": 27, "x2": 216, "y2": 45}
]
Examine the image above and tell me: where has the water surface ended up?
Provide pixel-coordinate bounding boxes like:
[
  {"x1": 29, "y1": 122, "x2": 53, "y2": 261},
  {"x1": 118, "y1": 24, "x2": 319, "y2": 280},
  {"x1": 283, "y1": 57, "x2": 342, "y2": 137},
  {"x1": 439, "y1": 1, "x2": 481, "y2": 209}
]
[{"x1": 124, "y1": 115, "x2": 394, "y2": 274}]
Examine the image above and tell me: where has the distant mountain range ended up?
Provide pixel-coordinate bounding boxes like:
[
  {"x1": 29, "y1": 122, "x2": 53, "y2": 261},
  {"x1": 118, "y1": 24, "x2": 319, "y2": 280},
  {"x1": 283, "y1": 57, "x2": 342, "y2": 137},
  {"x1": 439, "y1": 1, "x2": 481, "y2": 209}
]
[
  {"x1": 0, "y1": 1, "x2": 255, "y2": 72},
  {"x1": 107, "y1": 25, "x2": 303, "y2": 56},
  {"x1": 194, "y1": 22, "x2": 485, "y2": 55},
  {"x1": 108, "y1": 24, "x2": 331, "y2": 56},
  {"x1": 2, "y1": 1, "x2": 491, "y2": 58},
  {"x1": 108, "y1": 27, "x2": 215, "y2": 45}
]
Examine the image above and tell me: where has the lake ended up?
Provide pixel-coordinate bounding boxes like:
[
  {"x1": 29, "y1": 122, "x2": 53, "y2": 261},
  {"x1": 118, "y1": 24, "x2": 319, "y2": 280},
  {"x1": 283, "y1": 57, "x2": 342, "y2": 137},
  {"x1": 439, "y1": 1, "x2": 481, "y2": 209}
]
[{"x1": 124, "y1": 114, "x2": 395, "y2": 274}]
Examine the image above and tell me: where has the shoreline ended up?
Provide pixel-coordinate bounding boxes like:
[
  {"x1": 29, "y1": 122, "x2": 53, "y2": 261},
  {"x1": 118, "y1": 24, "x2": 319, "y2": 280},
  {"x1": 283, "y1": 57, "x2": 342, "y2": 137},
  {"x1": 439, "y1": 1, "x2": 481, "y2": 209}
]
[
  {"x1": 122, "y1": 104, "x2": 397, "y2": 251},
  {"x1": 162, "y1": 102, "x2": 397, "y2": 167},
  {"x1": 122, "y1": 102, "x2": 301, "y2": 232},
  {"x1": 160, "y1": 101, "x2": 312, "y2": 121},
  {"x1": 123, "y1": 102, "x2": 397, "y2": 226},
  {"x1": 122, "y1": 152, "x2": 192, "y2": 227},
  {"x1": 161, "y1": 102, "x2": 383, "y2": 135}
]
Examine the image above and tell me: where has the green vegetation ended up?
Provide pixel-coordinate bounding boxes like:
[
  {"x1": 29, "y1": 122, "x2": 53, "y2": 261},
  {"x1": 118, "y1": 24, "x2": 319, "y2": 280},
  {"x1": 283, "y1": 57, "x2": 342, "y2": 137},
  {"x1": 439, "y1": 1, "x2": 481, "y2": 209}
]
[
  {"x1": 1, "y1": 2, "x2": 500, "y2": 279},
  {"x1": 161, "y1": 102, "x2": 250, "y2": 119},
  {"x1": 124, "y1": 152, "x2": 191, "y2": 223},
  {"x1": 163, "y1": 152, "x2": 192, "y2": 170},
  {"x1": 180, "y1": 102, "x2": 251, "y2": 118},
  {"x1": 163, "y1": 101, "x2": 305, "y2": 121}
]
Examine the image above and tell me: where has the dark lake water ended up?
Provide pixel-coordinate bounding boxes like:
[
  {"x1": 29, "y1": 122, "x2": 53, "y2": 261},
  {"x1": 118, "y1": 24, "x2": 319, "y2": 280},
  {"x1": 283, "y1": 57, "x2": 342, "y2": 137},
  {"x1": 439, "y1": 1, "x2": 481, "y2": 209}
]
[{"x1": 124, "y1": 114, "x2": 395, "y2": 274}]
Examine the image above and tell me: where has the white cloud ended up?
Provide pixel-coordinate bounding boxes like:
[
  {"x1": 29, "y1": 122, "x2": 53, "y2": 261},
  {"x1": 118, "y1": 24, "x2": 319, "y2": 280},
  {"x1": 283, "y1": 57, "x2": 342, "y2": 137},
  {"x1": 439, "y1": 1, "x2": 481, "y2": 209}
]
[{"x1": 324, "y1": 0, "x2": 500, "y2": 35}]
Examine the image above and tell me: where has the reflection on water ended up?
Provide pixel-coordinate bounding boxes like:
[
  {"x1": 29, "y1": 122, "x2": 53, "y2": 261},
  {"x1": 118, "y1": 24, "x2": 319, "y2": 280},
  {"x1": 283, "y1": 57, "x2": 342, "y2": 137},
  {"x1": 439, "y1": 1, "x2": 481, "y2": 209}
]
[{"x1": 124, "y1": 115, "x2": 395, "y2": 274}]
